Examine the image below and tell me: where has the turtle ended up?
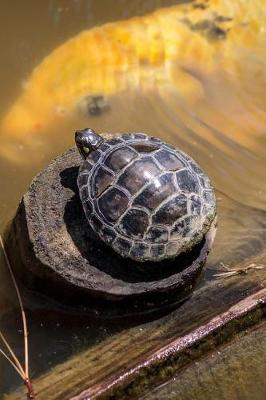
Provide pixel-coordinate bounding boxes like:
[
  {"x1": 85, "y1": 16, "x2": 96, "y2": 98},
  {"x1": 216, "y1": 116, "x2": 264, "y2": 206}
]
[{"x1": 75, "y1": 128, "x2": 216, "y2": 262}]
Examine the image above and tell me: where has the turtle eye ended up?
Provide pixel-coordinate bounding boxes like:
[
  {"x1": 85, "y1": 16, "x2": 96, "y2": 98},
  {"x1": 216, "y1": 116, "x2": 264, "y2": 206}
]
[
  {"x1": 82, "y1": 146, "x2": 91, "y2": 155},
  {"x1": 131, "y1": 143, "x2": 159, "y2": 153}
]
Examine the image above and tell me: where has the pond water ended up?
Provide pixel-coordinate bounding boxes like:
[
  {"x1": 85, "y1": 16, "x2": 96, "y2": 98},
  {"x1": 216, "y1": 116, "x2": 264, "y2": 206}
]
[{"x1": 0, "y1": 0, "x2": 266, "y2": 398}]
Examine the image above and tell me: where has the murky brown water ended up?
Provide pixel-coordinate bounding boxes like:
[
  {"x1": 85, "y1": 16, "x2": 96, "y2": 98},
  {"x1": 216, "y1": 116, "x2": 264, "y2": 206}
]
[{"x1": 0, "y1": 0, "x2": 266, "y2": 397}]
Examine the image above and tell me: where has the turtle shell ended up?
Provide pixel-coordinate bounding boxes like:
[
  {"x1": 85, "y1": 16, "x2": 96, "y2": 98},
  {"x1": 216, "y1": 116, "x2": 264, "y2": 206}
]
[{"x1": 77, "y1": 133, "x2": 216, "y2": 262}]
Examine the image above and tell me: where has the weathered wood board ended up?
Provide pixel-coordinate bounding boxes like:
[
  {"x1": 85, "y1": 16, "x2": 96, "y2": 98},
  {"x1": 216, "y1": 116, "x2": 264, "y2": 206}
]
[
  {"x1": 143, "y1": 322, "x2": 266, "y2": 400},
  {"x1": 4, "y1": 259, "x2": 266, "y2": 399}
]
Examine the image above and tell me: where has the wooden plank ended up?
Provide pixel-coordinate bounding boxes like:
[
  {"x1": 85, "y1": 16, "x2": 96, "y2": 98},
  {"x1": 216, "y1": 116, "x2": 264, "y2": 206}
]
[
  {"x1": 6, "y1": 257, "x2": 265, "y2": 400},
  {"x1": 73, "y1": 288, "x2": 265, "y2": 400},
  {"x1": 143, "y1": 322, "x2": 266, "y2": 400}
]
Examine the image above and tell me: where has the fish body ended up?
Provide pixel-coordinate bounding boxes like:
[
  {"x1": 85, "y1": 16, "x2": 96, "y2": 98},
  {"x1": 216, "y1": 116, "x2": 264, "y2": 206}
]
[{"x1": 1, "y1": 0, "x2": 266, "y2": 163}]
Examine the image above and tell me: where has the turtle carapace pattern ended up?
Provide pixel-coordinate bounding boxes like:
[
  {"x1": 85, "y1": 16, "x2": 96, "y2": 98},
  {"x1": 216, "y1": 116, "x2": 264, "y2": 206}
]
[{"x1": 76, "y1": 129, "x2": 216, "y2": 262}]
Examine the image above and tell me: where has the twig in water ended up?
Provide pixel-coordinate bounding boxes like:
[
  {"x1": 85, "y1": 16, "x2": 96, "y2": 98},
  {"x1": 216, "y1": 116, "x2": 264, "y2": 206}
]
[
  {"x1": 0, "y1": 234, "x2": 35, "y2": 399},
  {"x1": 213, "y1": 261, "x2": 266, "y2": 278}
]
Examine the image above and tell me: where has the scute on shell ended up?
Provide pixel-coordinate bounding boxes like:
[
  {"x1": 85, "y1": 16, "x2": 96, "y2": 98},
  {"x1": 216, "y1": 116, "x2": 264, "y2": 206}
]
[{"x1": 77, "y1": 133, "x2": 216, "y2": 262}]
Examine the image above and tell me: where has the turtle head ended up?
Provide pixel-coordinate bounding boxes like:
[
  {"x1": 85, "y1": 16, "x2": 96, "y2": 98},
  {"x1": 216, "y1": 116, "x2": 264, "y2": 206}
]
[{"x1": 75, "y1": 128, "x2": 103, "y2": 159}]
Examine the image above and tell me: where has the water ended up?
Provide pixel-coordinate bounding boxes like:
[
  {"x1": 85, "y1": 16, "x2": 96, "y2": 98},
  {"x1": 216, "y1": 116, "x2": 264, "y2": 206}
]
[{"x1": 0, "y1": 0, "x2": 266, "y2": 397}]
